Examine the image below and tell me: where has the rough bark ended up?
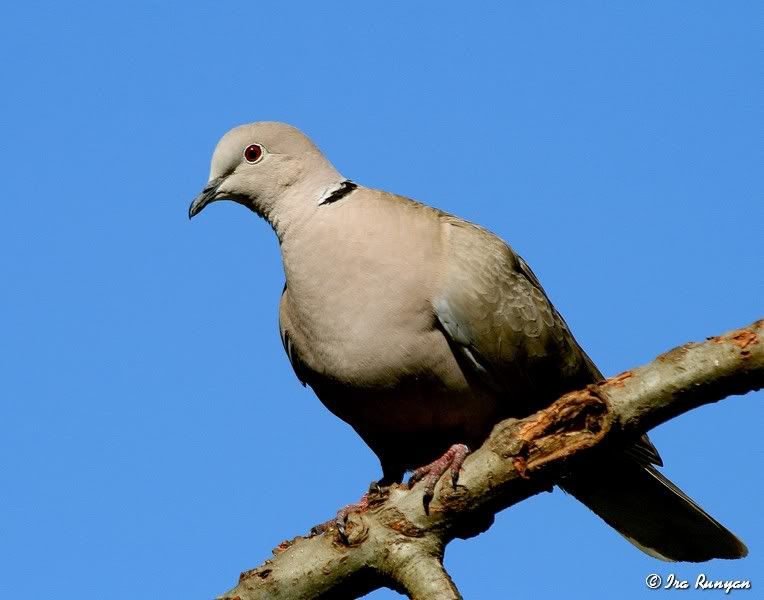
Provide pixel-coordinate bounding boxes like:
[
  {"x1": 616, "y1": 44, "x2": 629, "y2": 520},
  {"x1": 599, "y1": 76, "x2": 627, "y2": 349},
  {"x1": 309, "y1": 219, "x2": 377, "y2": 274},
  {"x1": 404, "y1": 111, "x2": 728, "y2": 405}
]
[{"x1": 218, "y1": 319, "x2": 763, "y2": 600}]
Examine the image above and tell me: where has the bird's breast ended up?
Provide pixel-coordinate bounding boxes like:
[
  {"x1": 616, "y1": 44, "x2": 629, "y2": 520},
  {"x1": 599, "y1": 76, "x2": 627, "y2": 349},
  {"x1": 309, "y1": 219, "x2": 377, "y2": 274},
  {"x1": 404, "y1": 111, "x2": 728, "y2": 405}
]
[
  {"x1": 276, "y1": 197, "x2": 505, "y2": 460},
  {"x1": 279, "y1": 200, "x2": 449, "y2": 388}
]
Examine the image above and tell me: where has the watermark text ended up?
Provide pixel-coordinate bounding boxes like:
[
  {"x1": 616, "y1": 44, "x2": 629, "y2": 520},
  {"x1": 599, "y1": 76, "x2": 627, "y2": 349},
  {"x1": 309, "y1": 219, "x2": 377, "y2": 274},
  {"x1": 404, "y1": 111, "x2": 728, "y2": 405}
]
[{"x1": 645, "y1": 573, "x2": 751, "y2": 593}]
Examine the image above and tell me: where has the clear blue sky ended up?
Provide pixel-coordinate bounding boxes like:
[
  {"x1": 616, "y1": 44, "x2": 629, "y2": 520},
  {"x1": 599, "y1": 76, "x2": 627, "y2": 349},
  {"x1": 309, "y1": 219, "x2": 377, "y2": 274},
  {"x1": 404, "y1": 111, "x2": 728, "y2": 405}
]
[{"x1": 1, "y1": 3, "x2": 761, "y2": 599}]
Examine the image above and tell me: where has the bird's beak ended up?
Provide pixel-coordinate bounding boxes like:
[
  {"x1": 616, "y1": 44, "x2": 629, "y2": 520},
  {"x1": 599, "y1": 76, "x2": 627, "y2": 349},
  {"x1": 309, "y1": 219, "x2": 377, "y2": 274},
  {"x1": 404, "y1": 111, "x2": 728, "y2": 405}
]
[{"x1": 189, "y1": 176, "x2": 226, "y2": 219}]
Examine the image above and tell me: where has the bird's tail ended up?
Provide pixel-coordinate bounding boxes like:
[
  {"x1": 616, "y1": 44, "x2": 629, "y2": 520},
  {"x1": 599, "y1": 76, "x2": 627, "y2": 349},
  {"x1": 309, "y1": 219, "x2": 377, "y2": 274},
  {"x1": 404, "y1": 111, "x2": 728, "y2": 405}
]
[{"x1": 561, "y1": 457, "x2": 747, "y2": 562}]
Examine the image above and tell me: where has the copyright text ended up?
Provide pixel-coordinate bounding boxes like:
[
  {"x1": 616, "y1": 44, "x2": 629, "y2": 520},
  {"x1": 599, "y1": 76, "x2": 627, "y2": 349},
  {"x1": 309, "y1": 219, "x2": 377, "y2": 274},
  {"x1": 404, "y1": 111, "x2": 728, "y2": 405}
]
[{"x1": 645, "y1": 573, "x2": 751, "y2": 594}]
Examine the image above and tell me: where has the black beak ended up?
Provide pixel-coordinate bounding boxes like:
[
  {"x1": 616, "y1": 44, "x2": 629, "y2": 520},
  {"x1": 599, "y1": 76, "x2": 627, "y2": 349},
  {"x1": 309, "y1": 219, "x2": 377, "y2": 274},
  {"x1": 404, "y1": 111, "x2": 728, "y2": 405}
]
[{"x1": 189, "y1": 176, "x2": 226, "y2": 219}]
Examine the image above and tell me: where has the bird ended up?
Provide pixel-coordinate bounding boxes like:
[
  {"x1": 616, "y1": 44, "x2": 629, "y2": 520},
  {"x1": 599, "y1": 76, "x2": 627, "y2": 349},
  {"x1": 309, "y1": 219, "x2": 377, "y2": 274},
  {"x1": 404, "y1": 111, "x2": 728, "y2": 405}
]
[{"x1": 189, "y1": 121, "x2": 747, "y2": 562}]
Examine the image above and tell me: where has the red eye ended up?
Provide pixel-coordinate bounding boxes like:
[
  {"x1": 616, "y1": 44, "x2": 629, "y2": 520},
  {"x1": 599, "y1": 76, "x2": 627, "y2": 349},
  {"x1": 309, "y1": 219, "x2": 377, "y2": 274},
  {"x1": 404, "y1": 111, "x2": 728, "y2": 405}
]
[{"x1": 244, "y1": 144, "x2": 263, "y2": 163}]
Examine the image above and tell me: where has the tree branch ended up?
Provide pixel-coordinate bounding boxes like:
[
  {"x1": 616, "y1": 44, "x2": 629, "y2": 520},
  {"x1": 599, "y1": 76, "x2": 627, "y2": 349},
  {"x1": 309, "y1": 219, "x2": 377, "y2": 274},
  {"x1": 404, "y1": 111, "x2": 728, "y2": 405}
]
[{"x1": 218, "y1": 319, "x2": 763, "y2": 600}]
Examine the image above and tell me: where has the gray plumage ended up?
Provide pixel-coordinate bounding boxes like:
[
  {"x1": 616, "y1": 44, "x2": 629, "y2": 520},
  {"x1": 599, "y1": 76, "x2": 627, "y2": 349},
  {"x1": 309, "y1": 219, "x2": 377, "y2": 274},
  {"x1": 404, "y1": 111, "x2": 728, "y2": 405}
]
[{"x1": 190, "y1": 122, "x2": 747, "y2": 561}]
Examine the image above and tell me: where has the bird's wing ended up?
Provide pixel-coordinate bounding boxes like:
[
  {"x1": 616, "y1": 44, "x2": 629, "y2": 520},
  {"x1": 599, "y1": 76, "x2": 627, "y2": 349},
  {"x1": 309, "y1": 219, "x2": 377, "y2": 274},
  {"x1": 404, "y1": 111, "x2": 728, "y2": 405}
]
[
  {"x1": 434, "y1": 216, "x2": 662, "y2": 465},
  {"x1": 434, "y1": 218, "x2": 594, "y2": 402},
  {"x1": 278, "y1": 283, "x2": 308, "y2": 387}
]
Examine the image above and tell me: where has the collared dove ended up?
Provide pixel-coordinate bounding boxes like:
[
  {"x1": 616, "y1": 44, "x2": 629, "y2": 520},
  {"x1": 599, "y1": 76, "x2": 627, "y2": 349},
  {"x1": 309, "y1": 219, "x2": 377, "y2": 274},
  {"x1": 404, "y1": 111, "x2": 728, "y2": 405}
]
[{"x1": 189, "y1": 122, "x2": 747, "y2": 561}]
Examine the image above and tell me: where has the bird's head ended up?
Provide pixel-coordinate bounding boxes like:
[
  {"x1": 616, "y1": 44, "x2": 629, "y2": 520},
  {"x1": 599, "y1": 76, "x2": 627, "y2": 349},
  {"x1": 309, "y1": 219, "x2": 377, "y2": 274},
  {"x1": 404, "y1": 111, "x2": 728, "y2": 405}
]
[{"x1": 189, "y1": 122, "x2": 344, "y2": 225}]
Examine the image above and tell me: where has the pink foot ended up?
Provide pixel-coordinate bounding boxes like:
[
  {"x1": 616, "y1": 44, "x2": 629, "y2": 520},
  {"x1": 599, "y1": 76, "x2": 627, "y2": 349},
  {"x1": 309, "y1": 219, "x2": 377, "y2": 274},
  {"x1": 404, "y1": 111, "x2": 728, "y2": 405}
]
[
  {"x1": 407, "y1": 443, "x2": 470, "y2": 504},
  {"x1": 311, "y1": 492, "x2": 371, "y2": 542}
]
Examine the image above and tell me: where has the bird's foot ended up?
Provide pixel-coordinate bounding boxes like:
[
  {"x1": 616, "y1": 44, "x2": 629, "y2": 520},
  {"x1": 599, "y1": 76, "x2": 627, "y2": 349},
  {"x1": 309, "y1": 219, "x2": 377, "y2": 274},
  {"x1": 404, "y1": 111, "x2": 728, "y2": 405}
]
[
  {"x1": 310, "y1": 481, "x2": 386, "y2": 542},
  {"x1": 407, "y1": 443, "x2": 470, "y2": 509},
  {"x1": 310, "y1": 493, "x2": 370, "y2": 541}
]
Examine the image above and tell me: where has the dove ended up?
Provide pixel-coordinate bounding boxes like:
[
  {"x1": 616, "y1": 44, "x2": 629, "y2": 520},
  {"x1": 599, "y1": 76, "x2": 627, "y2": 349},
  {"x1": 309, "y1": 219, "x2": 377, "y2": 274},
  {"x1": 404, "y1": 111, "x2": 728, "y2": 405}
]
[{"x1": 189, "y1": 121, "x2": 747, "y2": 561}]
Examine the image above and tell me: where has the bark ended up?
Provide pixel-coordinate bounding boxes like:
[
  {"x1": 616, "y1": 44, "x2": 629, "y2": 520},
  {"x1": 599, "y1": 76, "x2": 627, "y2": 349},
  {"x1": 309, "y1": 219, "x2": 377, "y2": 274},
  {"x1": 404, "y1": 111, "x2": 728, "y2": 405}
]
[{"x1": 218, "y1": 319, "x2": 763, "y2": 600}]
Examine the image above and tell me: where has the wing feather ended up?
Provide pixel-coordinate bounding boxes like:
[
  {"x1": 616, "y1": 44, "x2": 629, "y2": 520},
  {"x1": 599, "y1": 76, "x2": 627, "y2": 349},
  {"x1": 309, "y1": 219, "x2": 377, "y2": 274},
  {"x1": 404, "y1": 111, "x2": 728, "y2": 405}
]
[{"x1": 434, "y1": 218, "x2": 662, "y2": 465}]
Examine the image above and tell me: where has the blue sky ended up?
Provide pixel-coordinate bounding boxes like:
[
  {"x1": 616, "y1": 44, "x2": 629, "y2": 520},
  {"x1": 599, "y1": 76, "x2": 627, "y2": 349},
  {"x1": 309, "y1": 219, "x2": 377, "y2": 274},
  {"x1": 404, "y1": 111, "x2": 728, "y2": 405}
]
[{"x1": 1, "y1": 2, "x2": 761, "y2": 598}]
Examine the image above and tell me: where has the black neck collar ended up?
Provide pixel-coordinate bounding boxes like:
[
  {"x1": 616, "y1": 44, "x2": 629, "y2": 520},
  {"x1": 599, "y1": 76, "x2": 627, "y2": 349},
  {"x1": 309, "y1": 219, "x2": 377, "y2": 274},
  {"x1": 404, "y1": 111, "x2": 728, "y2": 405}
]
[{"x1": 319, "y1": 180, "x2": 357, "y2": 206}]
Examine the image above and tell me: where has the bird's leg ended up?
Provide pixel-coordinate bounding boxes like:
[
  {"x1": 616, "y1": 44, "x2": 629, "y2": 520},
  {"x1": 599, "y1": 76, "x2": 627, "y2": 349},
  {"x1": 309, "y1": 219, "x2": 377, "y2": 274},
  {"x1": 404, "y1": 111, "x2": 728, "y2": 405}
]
[
  {"x1": 310, "y1": 480, "x2": 386, "y2": 542},
  {"x1": 407, "y1": 443, "x2": 470, "y2": 507},
  {"x1": 310, "y1": 493, "x2": 370, "y2": 540}
]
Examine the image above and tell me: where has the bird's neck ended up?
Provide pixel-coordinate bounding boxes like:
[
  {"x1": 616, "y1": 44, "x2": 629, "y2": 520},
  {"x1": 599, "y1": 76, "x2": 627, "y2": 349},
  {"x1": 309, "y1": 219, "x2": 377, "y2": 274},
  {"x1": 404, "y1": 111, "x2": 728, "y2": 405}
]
[
  {"x1": 266, "y1": 172, "x2": 346, "y2": 244},
  {"x1": 276, "y1": 182, "x2": 361, "y2": 304}
]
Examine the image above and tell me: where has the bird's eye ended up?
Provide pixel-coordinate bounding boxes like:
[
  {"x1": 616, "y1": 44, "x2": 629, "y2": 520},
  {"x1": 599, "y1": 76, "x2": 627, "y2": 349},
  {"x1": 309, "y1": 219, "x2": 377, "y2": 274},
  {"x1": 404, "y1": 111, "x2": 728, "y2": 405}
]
[{"x1": 244, "y1": 144, "x2": 264, "y2": 163}]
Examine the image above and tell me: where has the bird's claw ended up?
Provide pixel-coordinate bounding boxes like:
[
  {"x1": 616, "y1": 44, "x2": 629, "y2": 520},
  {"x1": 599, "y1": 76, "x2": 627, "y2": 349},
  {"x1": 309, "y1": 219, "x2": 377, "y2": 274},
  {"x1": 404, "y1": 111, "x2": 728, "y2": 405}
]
[
  {"x1": 335, "y1": 516, "x2": 348, "y2": 544},
  {"x1": 407, "y1": 443, "x2": 470, "y2": 509},
  {"x1": 311, "y1": 491, "x2": 371, "y2": 543}
]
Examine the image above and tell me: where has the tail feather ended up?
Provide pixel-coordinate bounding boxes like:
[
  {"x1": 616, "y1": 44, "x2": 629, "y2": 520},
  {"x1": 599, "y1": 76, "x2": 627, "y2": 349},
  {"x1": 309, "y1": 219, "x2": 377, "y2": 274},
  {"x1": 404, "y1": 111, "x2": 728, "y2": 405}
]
[{"x1": 561, "y1": 456, "x2": 747, "y2": 562}]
